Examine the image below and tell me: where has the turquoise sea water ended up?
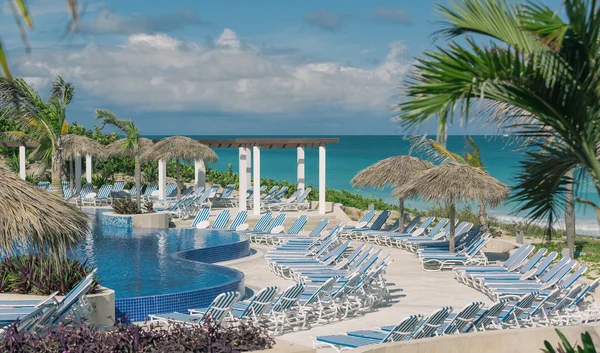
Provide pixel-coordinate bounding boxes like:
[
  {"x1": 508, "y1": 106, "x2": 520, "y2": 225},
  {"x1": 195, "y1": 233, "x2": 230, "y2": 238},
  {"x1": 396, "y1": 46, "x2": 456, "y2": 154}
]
[{"x1": 146, "y1": 135, "x2": 600, "y2": 236}]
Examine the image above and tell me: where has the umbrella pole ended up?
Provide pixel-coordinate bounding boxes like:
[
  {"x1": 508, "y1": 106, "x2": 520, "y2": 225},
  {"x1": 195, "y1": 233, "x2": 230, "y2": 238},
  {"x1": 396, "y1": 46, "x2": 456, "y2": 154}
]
[
  {"x1": 449, "y1": 201, "x2": 456, "y2": 253},
  {"x1": 69, "y1": 159, "x2": 73, "y2": 199},
  {"x1": 176, "y1": 159, "x2": 181, "y2": 200},
  {"x1": 398, "y1": 198, "x2": 405, "y2": 232}
]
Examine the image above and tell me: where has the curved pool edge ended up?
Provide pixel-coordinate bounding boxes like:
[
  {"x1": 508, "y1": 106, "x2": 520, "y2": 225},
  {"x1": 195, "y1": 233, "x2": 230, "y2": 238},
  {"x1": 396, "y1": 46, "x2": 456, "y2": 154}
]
[
  {"x1": 115, "y1": 265, "x2": 245, "y2": 323},
  {"x1": 175, "y1": 232, "x2": 250, "y2": 264},
  {"x1": 91, "y1": 209, "x2": 251, "y2": 322}
]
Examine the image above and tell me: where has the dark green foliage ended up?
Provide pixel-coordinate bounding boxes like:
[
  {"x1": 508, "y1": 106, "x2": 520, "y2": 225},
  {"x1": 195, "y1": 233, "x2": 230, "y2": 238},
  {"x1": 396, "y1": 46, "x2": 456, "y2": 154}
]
[
  {"x1": 0, "y1": 254, "x2": 99, "y2": 295},
  {"x1": 543, "y1": 329, "x2": 597, "y2": 353},
  {"x1": 111, "y1": 198, "x2": 141, "y2": 215},
  {"x1": 1, "y1": 316, "x2": 274, "y2": 352}
]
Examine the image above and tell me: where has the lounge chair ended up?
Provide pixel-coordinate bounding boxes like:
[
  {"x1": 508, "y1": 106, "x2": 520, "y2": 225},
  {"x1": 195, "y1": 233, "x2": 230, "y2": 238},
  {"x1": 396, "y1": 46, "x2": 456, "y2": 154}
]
[
  {"x1": 74, "y1": 183, "x2": 94, "y2": 205},
  {"x1": 82, "y1": 184, "x2": 113, "y2": 206},
  {"x1": 440, "y1": 301, "x2": 484, "y2": 334},
  {"x1": 345, "y1": 211, "x2": 391, "y2": 240},
  {"x1": 227, "y1": 286, "x2": 279, "y2": 320},
  {"x1": 265, "y1": 188, "x2": 312, "y2": 212},
  {"x1": 190, "y1": 207, "x2": 211, "y2": 228},
  {"x1": 467, "y1": 299, "x2": 509, "y2": 332},
  {"x1": 149, "y1": 291, "x2": 241, "y2": 325},
  {"x1": 226, "y1": 210, "x2": 249, "y2": 230},
  {"x1": 314, "y1": 314, "x2": 423, "y2": 352},
  {"x1": 210, "y1": 209, "x2": 231, "y2": 229},
  {"x1": 266, "y1": 282, "x2": 306, "y2": 335}
]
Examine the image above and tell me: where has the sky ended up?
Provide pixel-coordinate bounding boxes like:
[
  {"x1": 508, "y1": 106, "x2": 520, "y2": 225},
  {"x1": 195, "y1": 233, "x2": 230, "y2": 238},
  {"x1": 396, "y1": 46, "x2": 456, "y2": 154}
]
[{"x1": 0, "y1": 0, "x2": 560, "y2": 135}]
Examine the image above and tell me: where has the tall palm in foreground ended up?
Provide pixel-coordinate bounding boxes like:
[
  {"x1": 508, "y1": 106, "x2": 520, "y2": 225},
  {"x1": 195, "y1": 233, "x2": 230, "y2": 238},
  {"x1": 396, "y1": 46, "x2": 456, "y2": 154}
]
[
  {"x1": 0, "y1": 76, "x2": 73, "y2": 195},
  {"x1": 96, "y1": 110, "x2": 142, "y2": 207},
  {"x1": 396, "y1": 0, "x2": 600, "y2": 243},
  {"x1": 409, "y1": 135, "x2": 491, "y2": 229}
]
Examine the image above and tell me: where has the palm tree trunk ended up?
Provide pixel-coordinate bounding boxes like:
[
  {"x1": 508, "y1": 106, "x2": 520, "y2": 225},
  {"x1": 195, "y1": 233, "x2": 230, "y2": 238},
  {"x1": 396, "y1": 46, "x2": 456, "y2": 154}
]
[
  {"x1": 398, "y1": 198, "x2": 405, "y2": 232},
  {"x1": 50, "y1": 147, "x2": 63, "y2": 196},
  {"x1": 176, "y1": 159, "x2": 181, "y2": 200},
  {"x1": 449, "y1": 202, "x2": 456, "y2": 253},
  {"x1": 135, "y1": 154, "x2": 141, "y2": 208},
  {"x1": 565, "y1": 170, "x2": 576, "y2": 258},
  {"x1": 478, "y1": 201, "x2": 488, "y2": 231}
]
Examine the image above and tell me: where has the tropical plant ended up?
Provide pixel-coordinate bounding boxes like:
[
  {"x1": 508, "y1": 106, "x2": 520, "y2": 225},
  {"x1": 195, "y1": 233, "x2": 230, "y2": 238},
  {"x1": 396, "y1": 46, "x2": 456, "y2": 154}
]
[
  {"x1": 543, "y1": 329, "x2": 597, "y2": 353},
  {"x1": 409, "y1": 135, "x2": 491, "y2": 229},
  {"x1": 111, "y1": 198, "x2": 141, "y2": 215},
  {"x1": 395, "y1": 0, "x2": 600, "y2": 244},
  {"x1": 0, "y1": 76, "x2": 74, "y2": 195},
  {"x1": 0, "y1": 254, "x2": 99, "y2": 295},
  {"x1": 96, "y1": 110, "x2": 143, "y2": 207},
  {"x1": 0, "y1": 0, "x2": 79, "y2": 80}
]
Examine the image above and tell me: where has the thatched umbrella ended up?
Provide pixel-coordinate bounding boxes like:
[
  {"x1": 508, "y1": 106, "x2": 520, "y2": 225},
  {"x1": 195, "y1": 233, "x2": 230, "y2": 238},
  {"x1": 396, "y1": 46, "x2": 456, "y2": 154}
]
[
  {"x1": 144, "y1": 136, "x2": 217, "y2": 199},
  {"x1": 0, "y1": 164, "x2": 90, "y2": 257},
  {"x1": 351, "y1": 156, "x2": 432, "y2": 230},
  {"x1": 61, "y1": 134, "x2": 107, "y2": 196},
  {"x1": 394, "y1": 163, "x2": 509, "y2": 252}
]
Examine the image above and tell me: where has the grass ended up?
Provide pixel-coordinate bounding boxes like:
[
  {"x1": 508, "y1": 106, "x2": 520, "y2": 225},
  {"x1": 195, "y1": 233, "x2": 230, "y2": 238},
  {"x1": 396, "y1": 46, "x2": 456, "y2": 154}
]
[{"x1": 531, "y1": 237, "x2": 600, "y2": 279}]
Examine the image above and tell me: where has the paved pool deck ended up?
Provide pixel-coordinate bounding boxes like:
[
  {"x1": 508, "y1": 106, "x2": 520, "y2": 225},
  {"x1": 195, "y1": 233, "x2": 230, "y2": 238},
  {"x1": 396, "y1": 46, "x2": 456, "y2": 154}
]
[{"x1": 226, "y1": 241, "x2": 490, "y2": 351}]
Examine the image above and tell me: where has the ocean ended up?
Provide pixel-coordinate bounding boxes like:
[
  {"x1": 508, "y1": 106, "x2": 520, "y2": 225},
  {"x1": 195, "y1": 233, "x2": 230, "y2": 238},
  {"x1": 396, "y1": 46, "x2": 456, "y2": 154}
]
[{"x1": 146, "y1": 135, "x2": 600, "y2": 236}]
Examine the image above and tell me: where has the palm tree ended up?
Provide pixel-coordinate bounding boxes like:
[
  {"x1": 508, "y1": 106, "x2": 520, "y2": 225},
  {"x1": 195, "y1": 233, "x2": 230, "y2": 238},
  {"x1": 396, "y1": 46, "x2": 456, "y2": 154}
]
[
  {"x1": 395, "y1": 0, "x2": 600, "y2": 254},
  {"x1": 409, "y1": 135, "x2": 492, "y2": 230},
  {"x1": 95, "y1": 110, "x2": 142, "y2": 207},
  {"x1": 0, "y1": 76, "x2": 74, "y2": 195}
]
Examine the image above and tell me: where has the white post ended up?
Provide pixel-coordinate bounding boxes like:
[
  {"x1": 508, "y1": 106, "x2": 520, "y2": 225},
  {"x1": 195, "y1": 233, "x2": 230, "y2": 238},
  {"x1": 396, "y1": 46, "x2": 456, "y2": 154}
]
[
  {"x1": 253, "y1": 146, "x2": 261, "y2": 215},
  {"x1": 85, "y1": 154, "x2": 92, "y2": 183},
  {"x1": 18, "y1": 145, "x2": 26, "y2": 180},
  {"x1": 195, "y1": 160, "x2": 206, "y2": 189},
  {"x1": 297, "y1": 147, "x2": 305, "y2": 190},
  {"x1": 158, "y1": 159, "x2": 167, "y2": 200},
  {"x1": 319, "y1": 146, "x2": 326, "y2": 215},
  {"x1": 238, "y1": 147, "x2": 247, "y2": 211},
  {"x1": 75, "y1": 153, "x2": 82, "y2": 192},
  {"x1": 245, "y1": 147, "x2": 252, "y2": 188}
]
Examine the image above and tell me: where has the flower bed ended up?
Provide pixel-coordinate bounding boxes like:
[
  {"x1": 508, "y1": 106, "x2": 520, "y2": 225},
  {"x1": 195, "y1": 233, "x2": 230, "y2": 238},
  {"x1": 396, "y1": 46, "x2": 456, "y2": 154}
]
[{"x1": 1, "y1": 318, "x2": 274, "y2": 352}]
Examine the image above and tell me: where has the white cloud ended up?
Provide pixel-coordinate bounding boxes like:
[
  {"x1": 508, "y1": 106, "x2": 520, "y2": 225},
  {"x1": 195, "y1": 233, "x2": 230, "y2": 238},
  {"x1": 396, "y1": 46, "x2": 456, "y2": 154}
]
[{"x1": 16, "y1": 29, "x2": 412, "y2": 115}]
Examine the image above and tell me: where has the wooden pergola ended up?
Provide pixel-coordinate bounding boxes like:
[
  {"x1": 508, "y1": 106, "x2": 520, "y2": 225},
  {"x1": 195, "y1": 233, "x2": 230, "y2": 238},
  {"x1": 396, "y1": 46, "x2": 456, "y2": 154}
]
[{"x1": 3, "y1": 137, "x2": 339, "y2": 215}]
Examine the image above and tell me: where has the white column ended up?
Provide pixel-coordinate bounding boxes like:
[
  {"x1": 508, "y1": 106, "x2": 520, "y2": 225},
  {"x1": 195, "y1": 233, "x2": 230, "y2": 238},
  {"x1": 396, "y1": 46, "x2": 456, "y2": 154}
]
[
  {"x1": 75, "y1": 153, "x2": 82, "y2": 192},
  {"x1": 238, "y1": 147, "x2": 247, "y2": 211},
  {"x1": 319, "y1": 146, "x2": 326, "y2": 215},
  {"x1": 297, "y1": 147, "x2": 305, "y2": 190},
  {"x1": 158, "y1": 159, "x2": 167, "y2": 200},
  {"x1": 253, "y1": 146, "x2": 261, "y2": 215},
  {"x1": 195, "y1": 160, "x2": 206, "y2": 189},
  {"x1": 245, "y1": 147, "x2": 252, "y2": 187},
  {"x1": 85, "y1": 154, "x2": 92, "y2": 183},
  {"x1": 18, "y1": 145, "x2": 26, "y2": 180}
]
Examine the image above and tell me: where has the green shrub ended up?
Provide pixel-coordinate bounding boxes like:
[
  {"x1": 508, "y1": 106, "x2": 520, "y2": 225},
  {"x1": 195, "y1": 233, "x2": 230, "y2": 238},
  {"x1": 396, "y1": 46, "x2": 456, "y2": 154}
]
[{"x1": 543, "y1": 329, "x2": 597, "y2": 353}]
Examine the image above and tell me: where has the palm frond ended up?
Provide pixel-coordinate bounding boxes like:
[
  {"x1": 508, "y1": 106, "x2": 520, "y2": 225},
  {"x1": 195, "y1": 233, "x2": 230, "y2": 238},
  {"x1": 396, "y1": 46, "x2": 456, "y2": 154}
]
[
  {"x1": 50, "y1": 76, "x2": 74, "y2": 105},
  {"x1": 0, "y1": 39, "x2": 11, "y2": 79},
  {"x1": 434, "y1": 0, "x2": 543, "y2": 52},
  {"x1": 464, "y1": 135, "x2": 486, "y2": 170},
  {"x1": 406, "y1": 135, "x2": 464, "y2": 164}
]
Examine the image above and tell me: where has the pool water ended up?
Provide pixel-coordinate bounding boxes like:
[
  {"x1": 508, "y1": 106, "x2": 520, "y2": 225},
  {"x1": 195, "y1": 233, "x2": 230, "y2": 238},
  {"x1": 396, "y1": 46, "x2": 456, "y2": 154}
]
[{"x1": 70, "y1": 222, "x2": 247, "y2": 299}]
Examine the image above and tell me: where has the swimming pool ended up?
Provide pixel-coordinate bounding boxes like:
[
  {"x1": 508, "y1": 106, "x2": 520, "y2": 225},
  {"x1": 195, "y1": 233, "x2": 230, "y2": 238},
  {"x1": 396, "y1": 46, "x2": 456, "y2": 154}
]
[{"x1": 70, "y1": 210, "x2": 249, "y2": 321}]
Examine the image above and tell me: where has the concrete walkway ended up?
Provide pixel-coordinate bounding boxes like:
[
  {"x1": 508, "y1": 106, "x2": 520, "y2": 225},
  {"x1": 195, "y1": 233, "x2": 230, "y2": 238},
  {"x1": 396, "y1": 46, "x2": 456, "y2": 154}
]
[{"x1": 228, "y1": 241, "x2": 489, "y2": 350}]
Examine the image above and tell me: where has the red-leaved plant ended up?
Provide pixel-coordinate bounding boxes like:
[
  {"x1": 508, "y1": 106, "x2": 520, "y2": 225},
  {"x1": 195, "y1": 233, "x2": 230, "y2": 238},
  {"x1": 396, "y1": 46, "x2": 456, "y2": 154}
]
[{"x1": 2, "y1": 316, "x2": 274, "y2": 352}]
